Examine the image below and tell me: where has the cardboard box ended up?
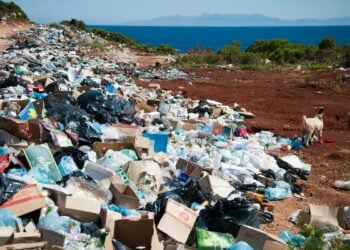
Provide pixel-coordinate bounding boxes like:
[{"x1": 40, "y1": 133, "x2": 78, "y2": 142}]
[
  {"x1": 100, "y1": 208, "x2": 122, "y2": 231},
  {"x1": 58, "y1": 196, "x2": 101, "y2": 222},
  {"x1": 236, "y1": 225, "x2": 288, "y2": 250},
  {"x1": 110, "y1": 183, "x2": 140, "y2": 209},
  {"x1": 0, "y1": 184, "x2": 46, "y2": 216},
  {"x1": 158, "y1": 199, "x2": 198, "y2": 244},
  {"x1": 198, "y1": 175, "x2": 234, "y2": 198},
  {"x1": 93, "y1": 142, "x2": 139, "y2": 158},
  {"x1": 99, "y1": 173, "x2": 128, "y2": 190},
  {"x1": 40, "y1": 229, "x2": 65, "y2": 248},
  {"x1": 135, "y1": 102, "x2": 157, "y2": 113},
  {"x1": 299, "y1": 204, "x2": 345, "y2": 231},
  {"x1": 12, "y1": 232, "x2": 41, "y2": 244},
  {"x1": 176, "y1": 158, "x2": 203, "y2": 178},
  {"x1": 112, "y1": 213, "x2": 163, "y2": 250},
  {"x1": 176, "y1": 120, "x2": 198, "y2": 131},
  {"x1": 112, "y1": 124, "x2": 141, "y2": 141},
  {"x1": 164, "y1": 241, "x2": 196, "y2": 250},
  {"x1": 0, "y1": 227, "x2": 15, "y2": 245}
]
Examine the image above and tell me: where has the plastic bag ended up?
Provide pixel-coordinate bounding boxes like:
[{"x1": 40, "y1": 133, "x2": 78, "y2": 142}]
[
  {"x1": 54, "y1": 147, "x2": 89, "y2": 169},
  {"x1": 334, "y1": 180, "x2": 350, "y2": 190},
  {"x1": 28, "y1": 166, "x2": 55, "y2": 184},
  {"x1": 199, "y1": 197, "x2": 259, "y2": 237},
  {"x1": 38, "y1": 211, "x2": 80, "y2": 234},
  {"x1": 279, "y1": 230, "x2": 305, "y2": 247},
  {"x1": 228, "y1": 242, "x2": 253, "y2": 250},
  {"x1": 0, "y1": 208, "x2": 23, "y2": 227},
  {"x1": 97, "y1": 150, "x2": 132, "y2": 171},
  {"x1": 120, "y1": 149, "x2": 138, "y2": 161},
  {"x1": 58, "y1": 156, "x2": 78, "y2": 176},
  {"x1": 0, "y1": 173, "x2": 25, "y2": 205},
  {"x1": 196, "y1": 227, "x2": 235, "y2": 250},
  {"x1": 265, "y1": 181, "x2": 292, "y2": 200}
]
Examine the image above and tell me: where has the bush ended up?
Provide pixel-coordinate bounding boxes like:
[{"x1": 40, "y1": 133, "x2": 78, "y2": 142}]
[
  {"x1": 218, "y1": 41, "x2": 241, "y2": 63},
  {"x1": 155, "y1": 44, "x2": 176, "y2": 55},
  {"x1": 319, "y1": 37, "x2": 336, "y2": 50},
  {"x1": 60, "y1": 19, "x2": 87, "y2": 31},
  {"x1": 0, "y1": 1, "x2": 27, "y2": 19}
]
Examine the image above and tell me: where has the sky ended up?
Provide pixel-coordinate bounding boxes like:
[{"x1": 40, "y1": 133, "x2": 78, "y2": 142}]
[{"x1": 6, "y1": 0, "x2": 350, "y2": 25}]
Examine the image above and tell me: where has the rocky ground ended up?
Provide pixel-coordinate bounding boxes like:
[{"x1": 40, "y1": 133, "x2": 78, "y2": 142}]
[{"x1": 137, "y1": 68, "x2": 350, "y2": 235}]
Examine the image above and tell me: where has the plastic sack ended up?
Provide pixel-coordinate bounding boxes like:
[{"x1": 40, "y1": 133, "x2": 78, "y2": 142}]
[
  {"x1": 199, "y1": 197, "x2": 259, "y2": 237},
  {"x1": 265, "y1": 181, "x2": 292, "y2": 200},
  {"x1": 196, "y1": 227, "x2": 235, "y2": 250},
  {"x1": 120, "y1": 149, "x2": 138, "y2": 161},
  {"x1": 28, "y1": 166, "x2": 55, "y2": 184},
  {"x1": 38, "y1": 211, "x2": 80, "y2": 234},
  {"x1": 58, "y1": 156, "x2": 78, "y2": 176},
  {"x1": 54, "y1": 147, "x2": 89, "y2": 169},
  {"x1": 97, "y1": 150, "x2": 133, "y2": 171},
  {"x1": 0, "y1": 208, "x2": 23, "y2": 227},
  {"x1": 279, "y1": 230, "x2": 305, "y2": 247},
  {"x1": 334, "y1": 180, "x2": 350, "y2": 190},
  {"x1": 228, "y1": 242, "x2": 253, "y2": 250},
  {"x1": 0, "y1": 173, "x2": 25, "y2": 205}
]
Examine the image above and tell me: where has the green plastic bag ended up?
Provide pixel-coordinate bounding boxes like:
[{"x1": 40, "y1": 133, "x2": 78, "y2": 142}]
[
  {"x1": 197, "y1": 227, "x2": 235, "y2": 250},
  {"x1": 120, "y1": 149, "x2": 138, "y2": 161}
]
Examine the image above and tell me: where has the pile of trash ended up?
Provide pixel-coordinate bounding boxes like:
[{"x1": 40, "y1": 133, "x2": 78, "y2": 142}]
[{"x1": 0, "y1": 24, "x2": 348, "y2": 250}]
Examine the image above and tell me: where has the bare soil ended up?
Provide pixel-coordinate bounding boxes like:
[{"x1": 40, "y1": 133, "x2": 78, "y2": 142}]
[
  {"x1": 0, "y1": 18, "x2": 33, "y2": 52},
  {"x1": 137, "y1": 68, "x2": 350, "y2": 235}
]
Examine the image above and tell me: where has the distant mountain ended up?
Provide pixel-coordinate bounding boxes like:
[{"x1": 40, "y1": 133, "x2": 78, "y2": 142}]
[{"x1": 123, "y1": 13, "x2": 350, "y2": 26}]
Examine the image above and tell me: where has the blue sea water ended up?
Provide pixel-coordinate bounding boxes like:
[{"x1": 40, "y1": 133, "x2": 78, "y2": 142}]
[{"x1": 89, "y1": 25, "x2": 350, "y2": 52}]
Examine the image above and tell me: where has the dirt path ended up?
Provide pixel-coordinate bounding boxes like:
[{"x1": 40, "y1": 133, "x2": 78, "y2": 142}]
[
  {"x1": 0, "y1": 19, "x2": 33, "y2": 52},
  {"x1": 136, "y1": 68, "x2": 350, "y2": 235}
]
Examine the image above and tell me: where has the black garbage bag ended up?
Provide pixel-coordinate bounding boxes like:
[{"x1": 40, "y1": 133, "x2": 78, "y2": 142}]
[
  {"x1": 134, "y1": 117, "x2": 145, "y2": 127},
  {"x1": 144, "y1": 191, "x2": 185, "y2": 225},
  {"x1": 273, "y1": 156, "x2": 309, "y2": 180},
  {"x1": 284, "y1": 171, "x2": 303, "y2": 194},
  {"x1": 0, "y1": 173, "x2": 25, "y2": 205},
  {"x1": 80, "y1": 78, "x2": 99, "y2": 88},
  {"x1": 77, "y1": 90, "x2": 104, "y2": 109},
  {"x1": 59, "y1": 170, "x2": 97, "y2": 186},
  {"x1": 46, "y1": 104, "x2": 90, "y2": 125},
  {"x1": 234, "y1": 183, "x2": 258, "y2": 192},
  {"x1": 44, "y1": 92, "x2": 76, "y2": 109},
  {"x1": 66, "y1": 120, "x2": 101, "y2": 145},
  {"x1": 0, "y1": 129, "x2": 20, "y2": 146},
  {"x1": 199, "y1": 197, "x2": 260, "y2": 236},
  {"x1": 180, "y1": 180, "x2": 207, "y2": 207},
  {"x1": 260, "y1": 169, "x2": 276, "y2": 180},
  {"x1": 54, "y1": 147, "x2": 89, "y2": 169},
  {"x1": 45, "y1": 79, "x2": 70, "y2": 93},
  {"x1": 258, "y1": 211, "x2": 274, "y2": 224}
]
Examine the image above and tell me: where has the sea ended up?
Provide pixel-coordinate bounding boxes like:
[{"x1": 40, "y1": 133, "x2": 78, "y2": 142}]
[{"x1": 88, "y1": 25, "x2": 350, "y2": 52}]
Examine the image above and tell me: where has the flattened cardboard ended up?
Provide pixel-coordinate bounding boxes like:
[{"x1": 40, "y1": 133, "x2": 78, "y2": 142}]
[
  {"x1": 58, "y1": 196, "x2": 101, "y2": 222},
  {"x1": 12, "y1": 232, "x2": 41, "y2": 244},
  {"x1": 0, "y1": 227, "x2": 15, "y2": 245},
  {"x1": 299, "y1": 204, "x2": 345, "y2": 231},
  {"x1": 0, "y1": 184, "x2": 46, "y2": 216},
  {"x1": 40, "y1": 229, "x2": 65, "y2": 248},
  {"x1": 157, "y1": 199, "x2": 198, "y2": 244},
  {"x1": 110, "y1": 183, "x2": 140, "y2": 209},
  {"x1": 198, "y1": 175, "x2": 234, "y2": 198},
  {"x1": 112, "y1": 124, "x2": 141, "y2": 141},
  {"x1": 113, "y1": 213, "x2": 163, "y2": 250},
  {"x1": 237, "y1": 225, "x2": 287, "y2": 250},
  {"x1": 1, "y1": 241, "x2": 48, "y2": 250}
]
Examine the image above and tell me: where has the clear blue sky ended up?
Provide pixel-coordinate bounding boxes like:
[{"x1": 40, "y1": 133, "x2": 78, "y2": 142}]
[{"x1": 6, "y1": 0, "x2": 350, "y2": 25}]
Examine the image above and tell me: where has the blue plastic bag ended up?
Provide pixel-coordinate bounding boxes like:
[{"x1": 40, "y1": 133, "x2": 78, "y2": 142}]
[
  {"x1": 58, "y1": 156, "x2": 78, "y2": 176},
  {"x1": 265, "y1": 181, "x2": 292, "y2": 200},
  {"x1": 28, "y1": 166, "x2": 55, "y2": 184},
  {"x1": 0, "y1": 208, "x2": 23, "y2": 227},
  {"x1": 229, "y1": 241, "x2": 253, "y2": 250},
  {"x1": 280, "y1": 230, "x2": 305, "y2": 247}
]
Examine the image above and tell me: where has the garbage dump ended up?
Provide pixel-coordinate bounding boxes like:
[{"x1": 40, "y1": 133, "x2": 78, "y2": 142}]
[{"x1": 0, "y1": 24, "x2": 348, "y2": 250}]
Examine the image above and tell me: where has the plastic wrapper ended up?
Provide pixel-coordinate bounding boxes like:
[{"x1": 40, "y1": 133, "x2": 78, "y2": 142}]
[
  {"x1": 38, "y1": 211, "x2": 80, "y2": 234},
  {"x1": 196, "y1": 227, "x2": 235, "y2": 250},
  {"x1": 97, "y1": 150, "x2": 133, "y2": 171},
  {"x1": 65, "y1": 176, "x2": 112, "y2": 205},
  {"x1": 54, "y1": 147, "x2": 89, "y2": 169},
  {"x1": 0, "y1": 173, "x2": 25, "y2": 205},
  {"x1": 228, "y1": 242, "x2": 253, "y2": 250},
  {"x1": 28, "y1": 166, "x2": 55, "y2": 184},
  {"x1": 0, "y1": 208, "x2": 23, "y2": 227},
  {"x1": 58, "y1": 156, "x2": 79, "y2": 176}
]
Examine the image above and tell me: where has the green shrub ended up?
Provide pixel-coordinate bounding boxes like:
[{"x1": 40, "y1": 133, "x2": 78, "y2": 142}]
[
  {"x1": 0, "y1": 1, "x2": 27, "y2": 19},
  {"x1": 319, "y1": 37, "x2": 336, "y2": 50},
  {"x1": 155, "y1": 44, "x2": 176, "y2": 55}
]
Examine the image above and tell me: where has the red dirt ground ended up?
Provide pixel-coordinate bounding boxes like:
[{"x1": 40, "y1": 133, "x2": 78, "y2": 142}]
[{"x1": 136, "y1": 68, "x2": 350, "y2": 235}]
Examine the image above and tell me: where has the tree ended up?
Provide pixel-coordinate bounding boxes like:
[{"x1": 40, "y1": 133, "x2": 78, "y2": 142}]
[{"x1": 318, "y1": 37, "x2": 336, "y2": 50}]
